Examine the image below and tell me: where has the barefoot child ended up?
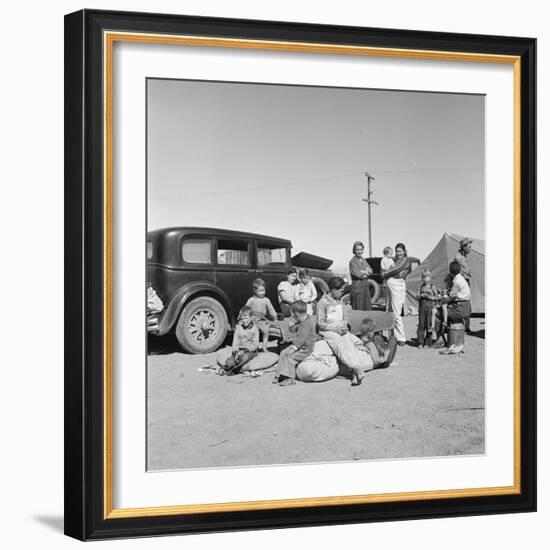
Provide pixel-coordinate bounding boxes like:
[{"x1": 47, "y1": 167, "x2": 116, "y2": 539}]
[
  {"x1": 222, "y1": 306, "x2": 259, "y2": 375},
  {"x1": 380, "y1": 246, "x2": 394, "y2": 312},
  {"x1": 273, "y1": 300, "x2": 317, "y2": 387},
  {"x1": 246, "y1": 278, "x2": 277, "y2": 351},
  {"x1": 297, "y1": 269, "x2": 317, "y2": 315},
  {"x1": 416, "y1": 269, "x2": 438, "y2": 347}
]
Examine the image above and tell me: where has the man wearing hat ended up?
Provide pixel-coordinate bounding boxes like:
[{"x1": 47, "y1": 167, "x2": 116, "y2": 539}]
[{"x1": 454, "y1": 238, "x2": 473, "y2": 332}]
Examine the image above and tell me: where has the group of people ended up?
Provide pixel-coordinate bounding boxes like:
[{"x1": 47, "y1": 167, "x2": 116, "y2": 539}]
[
  {"x1": 221, "y1": 269, "x2": 397, "y2": 388},
  {"x1": 415, "y1": 238, "x2": 473, "y2": 351},
  {"x1": 349, "y1": 240, "x2": 411, "y2": 345},
  {"x1": 277, "y1": 268, "x2": 317, "y2": 317},
  {"x1": 222, "y1": 236, "x2": 474, "y2": 382},
  {"x1": 349, "y1": 237, "x2": 473, "y2": 350}
]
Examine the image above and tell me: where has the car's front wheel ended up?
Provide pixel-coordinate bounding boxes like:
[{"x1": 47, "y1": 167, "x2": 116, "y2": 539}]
[{"x1": 175, "y1": 296, "x2": 228, "y2": 354}]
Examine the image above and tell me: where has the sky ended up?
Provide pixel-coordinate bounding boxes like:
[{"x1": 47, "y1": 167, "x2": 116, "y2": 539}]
[{"x1": 147, "y1": 78, "x2": 484, "y2": 272}]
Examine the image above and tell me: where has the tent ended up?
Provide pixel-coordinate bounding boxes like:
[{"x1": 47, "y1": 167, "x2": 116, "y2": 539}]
[{"x1": 406, "y1": 233, "x2": 485, "y2": 315}]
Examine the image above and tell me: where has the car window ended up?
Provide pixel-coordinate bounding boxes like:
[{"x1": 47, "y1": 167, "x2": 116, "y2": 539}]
[
  {"x1": 147, "y1": 240, "x2": 153, "y2": 260},
  {"x1": 257, "y1": 243, "x2": 288, "y2": 266},
  {"x1": 217, "y1": 239, "x2": 250, "y2": 265},
  {"x1": 181, "y1": 239, "x2": 212, "y2": 264}
]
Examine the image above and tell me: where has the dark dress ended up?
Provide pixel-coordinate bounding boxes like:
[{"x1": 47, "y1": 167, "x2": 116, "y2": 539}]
[{"x1": 349, "y1": 256, "x2": 373, "y2": 311}]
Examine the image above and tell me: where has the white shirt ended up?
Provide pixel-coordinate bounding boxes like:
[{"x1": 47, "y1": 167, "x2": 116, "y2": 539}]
[
  {"x1": 380, "y1": 256, "x2": 395, "y2": 272},
  {"x1": 298, "y1": 281, "x2": 317, "y2": 303},
  {"x1": 449, "y1": 273, "x2": 471, "y2": 301},
  {"x1": 277, "y1": 280, "x2": 298, "y2": 304},
  {"x1": 298, "y1": 280, "x2": 317, "y2": 315}
]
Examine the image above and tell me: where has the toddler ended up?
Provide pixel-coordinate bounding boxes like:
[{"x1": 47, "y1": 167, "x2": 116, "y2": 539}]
[
  {"x1": 246, "y1": 278, "x2": 277, "y2": 351},
  {"x1": 380, "y1": 246, "x2": 394, "y2": 311},
  {"x1": 297, "y1": 269, "x2": 317, "y2": 315}
]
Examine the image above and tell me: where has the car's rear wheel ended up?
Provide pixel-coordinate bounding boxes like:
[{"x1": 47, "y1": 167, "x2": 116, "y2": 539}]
[{"x1": 175, "y1": 296, "x2": 228, "y2": 354}]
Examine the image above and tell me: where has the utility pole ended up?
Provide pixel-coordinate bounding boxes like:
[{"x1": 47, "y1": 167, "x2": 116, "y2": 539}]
[{"x1": 362, "y1": 171, "x2": 378, "y2": 257}]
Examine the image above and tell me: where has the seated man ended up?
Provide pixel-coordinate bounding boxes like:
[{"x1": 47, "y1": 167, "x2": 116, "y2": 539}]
[
  {"x1": 317, "y1": 276, "x2": 349, "y2": 336},
  {"x1": 317, "y1": 276, "x2": 367, "y2": 386}
]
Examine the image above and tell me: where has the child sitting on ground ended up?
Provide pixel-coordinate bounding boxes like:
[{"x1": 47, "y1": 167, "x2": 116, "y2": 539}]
[
  {"x1": 416, "y1": 269, "x2": 439, "y2": 347},
  {"x1": 273, "y1": 300, "x2": 318, "y2": 387},
  {"x1": 357, "y1": 318, "x2": 378, "y2": 353},
  {"x1": 356, "y1": 318, "x2": 398, "y2": 370},
  {"x1": 245, "y1": 278, "x2": 277, "y2": 351},
  {"x1": 297, "y1": 269, "x2": 318, "y2": 315},
  {"x1": 222, "y1": 306, "x2": 259, "y2": 375},
  {"x1": 380, "y1": 246, "x2": 394, "y2": 311}
]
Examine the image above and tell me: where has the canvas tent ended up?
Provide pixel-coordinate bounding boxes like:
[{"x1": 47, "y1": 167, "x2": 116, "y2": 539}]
[{"x1": 406, "y1": 233, "x2": 485, "y2": 315}]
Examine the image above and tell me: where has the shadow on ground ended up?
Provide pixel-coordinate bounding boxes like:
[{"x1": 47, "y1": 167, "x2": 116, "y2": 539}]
[
  {"x1": 148, "y1": 333, "x2": 234, "y2": 355},
  {"x1": 33, "y1": 515, "x2": 64, "y2": 533}
]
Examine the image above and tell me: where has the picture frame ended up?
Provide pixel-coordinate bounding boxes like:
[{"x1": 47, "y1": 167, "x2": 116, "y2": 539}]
[{"x1": 64, "y1": 9, "x2": 536, "y2": 541}]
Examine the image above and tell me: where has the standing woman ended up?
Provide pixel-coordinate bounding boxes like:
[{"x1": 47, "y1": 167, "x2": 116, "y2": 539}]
[
  {"x1": 349, "y1": 241, "x2": 373, "y2": 311},
  {"x1": 382, "y1": 242, "x2": 411, "y2": 345}
]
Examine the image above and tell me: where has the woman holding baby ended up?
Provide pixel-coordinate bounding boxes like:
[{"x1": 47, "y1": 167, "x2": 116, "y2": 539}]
[{"x1": 382, "y1": 242, "x2": 412, "y2": 345}]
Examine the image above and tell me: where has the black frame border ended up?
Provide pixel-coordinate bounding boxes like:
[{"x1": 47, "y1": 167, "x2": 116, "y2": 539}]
[{"x1": 64, "y1": 9, "x2": 536, "y2": 541}]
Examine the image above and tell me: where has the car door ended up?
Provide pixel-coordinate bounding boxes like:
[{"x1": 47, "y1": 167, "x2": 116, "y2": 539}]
[{"x1": 214, "y1": 236, "x2": 256, "y2": 321}]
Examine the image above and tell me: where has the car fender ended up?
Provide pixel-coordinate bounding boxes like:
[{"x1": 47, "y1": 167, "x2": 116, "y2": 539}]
[{"x1": 158, "y1": 282, "x2": 233, "y2": 336}]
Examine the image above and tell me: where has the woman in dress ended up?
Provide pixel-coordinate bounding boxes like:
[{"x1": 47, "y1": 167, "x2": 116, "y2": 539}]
[
  {"x1": 277, "y1": 267, "x2": 299, "y2": 318},
  {"x1": 382, "y1": 242, "x2": 411, "y2": 345},
  {"x1": 348, "y1": 241, "x2": 373, "y2": 311}
]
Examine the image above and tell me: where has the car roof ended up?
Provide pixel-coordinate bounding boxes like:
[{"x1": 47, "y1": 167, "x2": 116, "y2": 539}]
[{"x1": 147, "y1": 227, "x2": 292, "y2": 246}]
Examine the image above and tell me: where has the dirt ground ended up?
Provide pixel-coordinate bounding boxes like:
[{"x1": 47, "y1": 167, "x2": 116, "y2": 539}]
[{"x1": 147, "y1": 315, "x2": 485, "y2": 471}]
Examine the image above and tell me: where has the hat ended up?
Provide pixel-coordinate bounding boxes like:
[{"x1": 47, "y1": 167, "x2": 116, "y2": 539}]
[{"x1": 460, "y1": 237, "x2": 473, "y2": 248}]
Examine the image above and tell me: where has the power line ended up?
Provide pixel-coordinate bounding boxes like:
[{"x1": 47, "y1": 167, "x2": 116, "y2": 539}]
[
  {"x1": 151, "y1": 166, "x2": 482, "y2": 201},
  {"x1": 153, "y1": 170, "x2": 365, "y2": 200}
]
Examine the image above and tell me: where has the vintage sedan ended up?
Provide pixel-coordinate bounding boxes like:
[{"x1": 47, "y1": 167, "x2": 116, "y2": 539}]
[{"x1": 147, "y1": 227, "x2": 360, "y2": 354}]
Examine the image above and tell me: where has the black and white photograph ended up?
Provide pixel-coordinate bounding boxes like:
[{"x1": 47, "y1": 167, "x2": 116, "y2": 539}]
[
  {"x1": 145, "y1": 78, "x2": 486, "y2": 471},
  {"x1": 55, "y1": 3, "x2": 539, "y2": 543}
]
